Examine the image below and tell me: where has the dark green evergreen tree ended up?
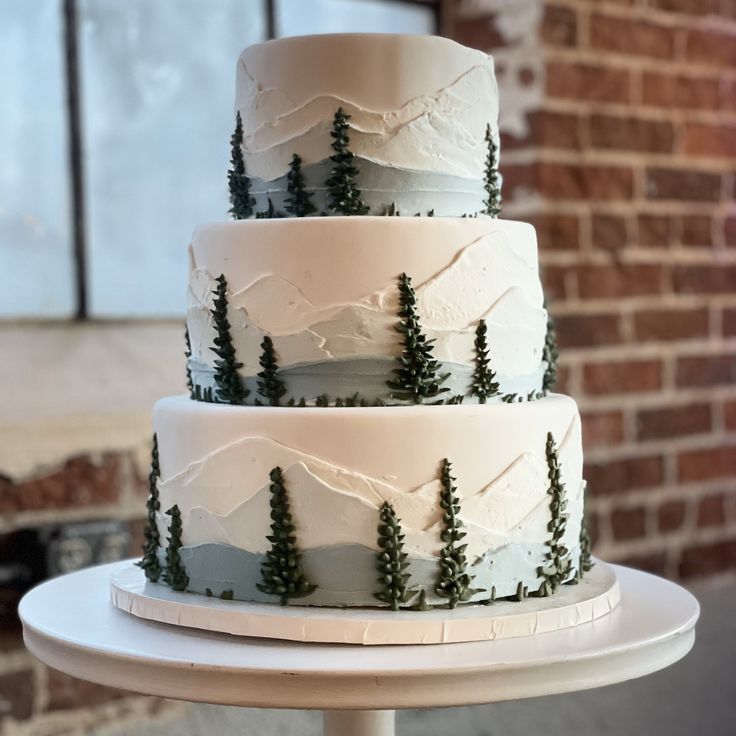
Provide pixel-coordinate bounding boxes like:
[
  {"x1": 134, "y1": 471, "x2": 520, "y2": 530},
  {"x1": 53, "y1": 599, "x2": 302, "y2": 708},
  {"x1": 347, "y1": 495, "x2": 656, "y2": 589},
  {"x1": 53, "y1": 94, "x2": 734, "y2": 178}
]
[
  {"x1": 579, "y1": 514, "x2": 594, "y2": 576},
  {"x1": 435, "y1": 459, "x2": 473, "y2": 608},
  {"x1": 163, "y1": 504, "x2": 188, "y2": 591},
  {"x1": 138, "y1": 434, "x2": 162, "y2": 582},
  {"x1": 228, "y1": 112, "x2": 255, "y2": 219},
  {"x1": 535, "y1": 432, "x2": 572, "y2": 596},
  {"x1": 255, "y1": 198, "x2": 282, "y2": 219},
  {"x1": 284, "y1": 153, "x2": 316, "y2": 217},
  {"x1": 185, "y1": 325, "x2": 194, "y2": 399},
  {"x1": 387, "y1": 273, "x2": 450, "y2": 404},
  {"x1": 326, "y1": 107, "x2": 369, "y2": 215},
  {"x1": 210, "y1": 274, "x2": 248, "y2": 404},
  {"x1": 470, "y1": 318, "x2": 500, "y2": 403},
  {"x1": 374, "y1": 501, "x2": 411, "y2": 610},
  {"x1": 257, "y1": 467, "x2": 316, "y2": 605},
  {"x1": 542, "y1": 306, "x2": 559, "y2": 394},
  {"x1": 483, "y1": 124, "x2": 501, "y2": 217},
  {"x1": 256, "y1": 336, "x2": 287, "y2": 406}
]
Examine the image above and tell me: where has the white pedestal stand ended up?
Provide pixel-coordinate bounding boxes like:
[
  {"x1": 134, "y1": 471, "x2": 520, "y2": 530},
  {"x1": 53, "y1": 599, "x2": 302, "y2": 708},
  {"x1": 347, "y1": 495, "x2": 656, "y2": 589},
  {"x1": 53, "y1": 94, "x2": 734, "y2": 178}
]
[{"x1": 20, "y1": 561, "x2": 698, "y2": 736}]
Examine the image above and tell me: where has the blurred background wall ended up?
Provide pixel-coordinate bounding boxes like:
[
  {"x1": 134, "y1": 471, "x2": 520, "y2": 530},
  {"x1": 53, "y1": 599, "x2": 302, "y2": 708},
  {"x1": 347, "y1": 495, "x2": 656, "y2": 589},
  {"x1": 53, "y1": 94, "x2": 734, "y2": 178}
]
[{"x1": 0, "y1": 0, "x2": 733, "y2": 733}]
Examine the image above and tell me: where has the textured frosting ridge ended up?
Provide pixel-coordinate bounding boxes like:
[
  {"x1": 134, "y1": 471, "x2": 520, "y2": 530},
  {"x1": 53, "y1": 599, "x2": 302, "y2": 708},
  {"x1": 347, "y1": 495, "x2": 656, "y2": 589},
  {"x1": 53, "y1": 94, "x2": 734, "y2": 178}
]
[
  {"x1": 153, "y1": 395, "x2": 586, "y2": 606},
  {"x1": 187, "y1": 217, "x2": 547, "y2": 404},
  {"x1": 235, "y1": 34, "x2": 498, "y2": 215}
]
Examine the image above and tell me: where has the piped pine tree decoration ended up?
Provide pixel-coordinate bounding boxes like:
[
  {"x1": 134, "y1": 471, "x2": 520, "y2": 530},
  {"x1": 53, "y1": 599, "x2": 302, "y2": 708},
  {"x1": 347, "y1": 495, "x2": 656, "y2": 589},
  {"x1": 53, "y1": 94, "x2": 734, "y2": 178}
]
[
  {"x1": 387, "y1": 273, "x2": 450, "y2": 404},
  {"x1": 542, "y1": 306, "x2": 559, "y2": 394},
  {"x1": 184, "y1": 325, "x2": 194, "y2": 399},
  {"x1": 326, "y1": 107, "x2": 369, "y2": 216},
  {"x1": 138, "y1": 434, "x2": 162, "y2": 582},
  {"x1": 210, "y1": 274, "x2": 248, "y2": 404},
  {"x1": 579, "y1": 514, "x2": 594, "y2": 576},
  {"x1": 228, "y1": 112, "x2": 255, "y2": 219},
  {"x1": 256, "y1": 336, "x2": 287, "y2": 406},
  {"x1": 162, "y1": 505, "x2": 188, "y2": 591},
  {"x1": 284, "y1": 154, "x2": 316, "y2": 217},
  {"x1": 471, "y1": 318, "x2": 500, "y2": 403},
  {"x1": 257, "y1": 467, "x2": 316, "y2": 605},
  {"x1": 482, "y1": 124, "x2": 501, "y2": 217},
  {"x1": 535, "y1": 432, "x2": 572, "y2": 597},
  {"x1": 435, "y1": 459, "x2": 473, "y2": 608},
  {"x1": 374, "y1": 502, "x2": 411, "y2": 611}
]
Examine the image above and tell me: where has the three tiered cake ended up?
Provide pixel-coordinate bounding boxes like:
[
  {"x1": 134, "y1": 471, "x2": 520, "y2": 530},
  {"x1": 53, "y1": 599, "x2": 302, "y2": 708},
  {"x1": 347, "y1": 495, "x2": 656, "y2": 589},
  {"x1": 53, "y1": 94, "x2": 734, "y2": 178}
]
[{"x1": 131, "y1": 34, "x2": 600, "y2": 624}]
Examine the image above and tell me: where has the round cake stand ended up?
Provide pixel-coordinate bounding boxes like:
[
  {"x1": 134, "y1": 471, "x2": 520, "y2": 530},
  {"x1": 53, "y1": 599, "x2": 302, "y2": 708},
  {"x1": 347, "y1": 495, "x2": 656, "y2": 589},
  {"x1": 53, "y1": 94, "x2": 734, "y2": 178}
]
[{"x1": 20, "y1": 561, "x2": 698, "y2": 736}]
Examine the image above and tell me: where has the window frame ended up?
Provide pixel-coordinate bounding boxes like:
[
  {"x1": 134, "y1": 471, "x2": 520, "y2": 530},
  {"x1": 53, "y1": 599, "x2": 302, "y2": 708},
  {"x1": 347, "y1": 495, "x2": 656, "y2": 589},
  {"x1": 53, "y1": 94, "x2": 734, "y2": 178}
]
[{"x1": 61, "y1": 0, "x2": 441, "y2": 320}]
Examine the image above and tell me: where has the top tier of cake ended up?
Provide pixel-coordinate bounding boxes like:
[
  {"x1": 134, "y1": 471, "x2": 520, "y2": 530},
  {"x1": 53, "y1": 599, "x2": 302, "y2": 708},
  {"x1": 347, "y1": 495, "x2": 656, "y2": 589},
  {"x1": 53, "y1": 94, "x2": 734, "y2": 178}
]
[{"x1": 235, "y1": 34, "x2": 498, "y2": 217}]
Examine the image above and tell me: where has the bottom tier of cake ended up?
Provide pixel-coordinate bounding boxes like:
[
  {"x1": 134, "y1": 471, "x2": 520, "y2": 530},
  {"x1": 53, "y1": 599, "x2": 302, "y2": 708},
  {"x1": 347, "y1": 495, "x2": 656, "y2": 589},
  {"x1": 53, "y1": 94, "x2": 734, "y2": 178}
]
[{"x1": 145, "y1": 394, "x2": 589, "y2": 608}]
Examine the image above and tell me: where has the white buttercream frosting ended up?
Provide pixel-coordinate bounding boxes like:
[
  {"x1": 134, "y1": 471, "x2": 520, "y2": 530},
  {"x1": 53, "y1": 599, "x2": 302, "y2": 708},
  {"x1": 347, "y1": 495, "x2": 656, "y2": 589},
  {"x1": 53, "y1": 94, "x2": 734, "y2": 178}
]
[
  {"x1": 186, "y1": 217, "x2": 546, "y2": 402},
  {"x1": 236, "y1": 34, "x2": 498, "y2": 182},
  {"x1": 153, "y1": 395, "x2": 585, "y2": 572}
]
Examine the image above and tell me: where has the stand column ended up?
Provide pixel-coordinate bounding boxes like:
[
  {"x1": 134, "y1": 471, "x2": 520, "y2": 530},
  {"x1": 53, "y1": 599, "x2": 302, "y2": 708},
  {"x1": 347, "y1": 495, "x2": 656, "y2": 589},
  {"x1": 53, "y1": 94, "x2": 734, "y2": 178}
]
[{"x1": 323, "y1": 709, "x2": 395, "y2": 736}]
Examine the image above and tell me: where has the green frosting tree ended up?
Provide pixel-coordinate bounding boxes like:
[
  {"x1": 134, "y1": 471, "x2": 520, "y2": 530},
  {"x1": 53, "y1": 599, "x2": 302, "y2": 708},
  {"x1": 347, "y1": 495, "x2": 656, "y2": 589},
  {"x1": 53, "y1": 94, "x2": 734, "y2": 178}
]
[
  {"x1": 210, "y1": 274, "x2": 248, "y2": 404},
  {"x1": 257, "y1": 467, "x2": 316, "y2": 605},
  {"x1": 228, "y1": 112, "x2": 255, "y2": 219},
  {"x1": 163, "y1": 504, "x2": 188, "y2": 591},
  {"x1": 435, "y1": 459, "x2": 473, "y2": 608},
  {"x1": 284, "y1": 153, "x2": 316, "y2": 217},
  {"x1": 542, "y1": 305, "x2": 559, "y2": 394},
  {"x1": 374, "y1": 501, "x2": 411, "y2": 611},
  {"x1": 579, "y1": 513, "x2": 594, "y2": 577},
  {"x1": 536, "y1": 432, "x2": 572, "y2": 596},
  {"x1": 387, "y1": 273, "x2": 450, "y2": 404},
  {"x1": 256, "y1": 336, "x2": 287, "y2": 406},
  {"x1": 138, "y1": 434, "x2": 162, "y2": 582},
  {"x1": 470, "y1": 318, "x2": 500, "y2": 403},
  {"x1": 326, "y1": 107, "x2": 369, "y2": 215},
  {"x1": 483, "y1": 124, "x2": 502, "y2": 218},
  {"x1": 185, "y1": 325, "x2": 194, "y2": 399},
  {"x1": 255, "y1": 198, "x2": 282, "y2": 219}
]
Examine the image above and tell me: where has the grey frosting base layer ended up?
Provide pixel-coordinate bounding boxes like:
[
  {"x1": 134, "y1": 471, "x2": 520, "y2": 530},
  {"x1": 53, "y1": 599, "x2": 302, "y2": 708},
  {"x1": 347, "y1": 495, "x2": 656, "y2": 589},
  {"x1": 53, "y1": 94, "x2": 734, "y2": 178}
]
[
  {"x1": 190, "y1": 358, "x2": 546, "y2": 406},
  {"x1": 155, "y1": 542, "x2": 581, "y2": 608},
  {"x1": 248, "y1": 157, "x2": 486, "y2": 218}
]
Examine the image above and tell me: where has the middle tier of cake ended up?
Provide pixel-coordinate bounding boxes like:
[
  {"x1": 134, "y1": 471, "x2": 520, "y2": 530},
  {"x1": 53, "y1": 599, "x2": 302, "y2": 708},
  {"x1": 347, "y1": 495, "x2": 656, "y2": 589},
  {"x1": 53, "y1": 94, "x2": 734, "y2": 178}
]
[
  {"x1": 186, "y1": 216, "x2": 549, "y2": 406},
  {"x1": 152, "y1": 393, "x2": 585, "y2": 607}
]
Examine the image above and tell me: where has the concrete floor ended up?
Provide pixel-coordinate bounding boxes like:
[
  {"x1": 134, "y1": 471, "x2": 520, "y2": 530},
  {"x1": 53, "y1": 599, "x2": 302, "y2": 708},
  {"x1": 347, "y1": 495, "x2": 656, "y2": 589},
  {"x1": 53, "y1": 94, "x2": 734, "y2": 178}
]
[{"x1": 97, "y1": 579, "x2": 735, "y2": 736}]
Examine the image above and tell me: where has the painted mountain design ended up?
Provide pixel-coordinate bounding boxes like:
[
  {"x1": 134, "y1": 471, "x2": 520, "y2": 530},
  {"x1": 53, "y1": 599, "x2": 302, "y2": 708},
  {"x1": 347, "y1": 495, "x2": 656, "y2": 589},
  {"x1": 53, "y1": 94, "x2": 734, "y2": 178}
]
[
  {"x1": 186, "y1": 229, "x2": 546, "y2": 378},
  {"x1": 156, "y1": 416, "x2": 584, "y2": 563},
  {"x1": 237, "y1": 62, "x2": 496, "y2": 181}
]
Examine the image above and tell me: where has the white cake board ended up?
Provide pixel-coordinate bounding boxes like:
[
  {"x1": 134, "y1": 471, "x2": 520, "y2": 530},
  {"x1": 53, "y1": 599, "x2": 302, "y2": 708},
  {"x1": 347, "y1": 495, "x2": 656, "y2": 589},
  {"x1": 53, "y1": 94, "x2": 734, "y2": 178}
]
[
  {"x1": 110, "y1": 560, "x2": 620, "y2": 645},
  {"x1": 20, "y1": 560, "x2": 699, "y2": 736}
]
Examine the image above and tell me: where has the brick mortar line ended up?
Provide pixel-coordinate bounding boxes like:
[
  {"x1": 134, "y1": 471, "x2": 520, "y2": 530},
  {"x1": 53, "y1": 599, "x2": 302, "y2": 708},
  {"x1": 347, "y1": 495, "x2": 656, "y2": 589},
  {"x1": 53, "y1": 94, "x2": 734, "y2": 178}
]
[
  {"x1": 579, "y1": 384, "x2": 734, "y2": 408},
  {"x1": 582, "y1": 393, "x2": 734, "y2": 417},
  {"x1": 559, "y1": 339, "x2": 736, "y2": 361},
  {"x1": 584, "y1": 434, "x2": 736, "y2": 463},
  {"x1": 544, "y1": 44, "x2": 736, "y2": 78},
  {"x1": 577, "y1": 396, "x2": 736, "y2": 422},
  {"x1": 504, "y1": 199, "x2": 736, "y2": 217},
  {"x1": 0, "y1": 503, "x2": 144, "y2": 535},
  {"x1": 595, "y1": 521, "x2": 736, "y2": 558},
  {"x1": 549, "y1": 0, "x2": 736, "y2": 33},
  {"x1": 541, "y1": 250, "x2": 736, "y2": 267},
  {"x1": 550, "y1": 294, "x2": 736, "y2": 315},
  {"x1": 505, "y1": 146, "x2": 736, "y2": 171},
  {"x1": 541, "y1": 98, "x2": 736, "y2": 127},
  {"x1": 588, "y1": 477, "x2": 736, "y2": 515}
]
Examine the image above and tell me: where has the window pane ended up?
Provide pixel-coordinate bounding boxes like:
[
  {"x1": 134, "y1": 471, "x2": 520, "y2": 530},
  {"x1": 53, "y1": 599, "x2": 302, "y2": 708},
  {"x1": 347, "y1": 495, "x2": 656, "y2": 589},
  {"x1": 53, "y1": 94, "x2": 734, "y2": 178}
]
[
  {"x1": 277, "y1": 0, "x2": 435, "y2": 36},
  {"x1": 80, "y1": 0, "x2": 265, "y2": 317},
  {"x1": 0, "y1": 0, "x2": 74, "y2": 318}
]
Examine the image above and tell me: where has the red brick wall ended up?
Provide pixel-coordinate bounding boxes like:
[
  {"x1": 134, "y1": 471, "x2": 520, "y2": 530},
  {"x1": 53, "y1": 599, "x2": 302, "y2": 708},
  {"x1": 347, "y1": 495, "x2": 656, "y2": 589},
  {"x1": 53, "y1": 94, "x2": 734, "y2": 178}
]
[
  {"x1": 455, "y1": 0, "x2": 736, "y2": 580},
  {"x1": 0, "y1": 454, "x2": 177, "y2": 733}
]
